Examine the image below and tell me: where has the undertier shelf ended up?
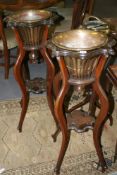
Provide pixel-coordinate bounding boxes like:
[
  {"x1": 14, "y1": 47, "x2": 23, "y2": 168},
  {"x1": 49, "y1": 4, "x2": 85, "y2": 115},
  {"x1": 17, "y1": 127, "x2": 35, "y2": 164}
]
[
  {"x1": 25, "y1": 77, "x2": 46, "y2": 94},
  {"x1": 67, "y1": 110, "x2": 95, "y2": 133}
]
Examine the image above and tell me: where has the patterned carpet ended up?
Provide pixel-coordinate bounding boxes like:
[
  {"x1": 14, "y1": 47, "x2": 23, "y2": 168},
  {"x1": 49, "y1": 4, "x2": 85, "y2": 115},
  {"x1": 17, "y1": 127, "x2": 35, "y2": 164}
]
[
  {"x1": 0, "y1": 90, "x2": 116, "y2": 175},
  {"x1": 1, "y1": 148, "x2": 117, "y2": 175}
]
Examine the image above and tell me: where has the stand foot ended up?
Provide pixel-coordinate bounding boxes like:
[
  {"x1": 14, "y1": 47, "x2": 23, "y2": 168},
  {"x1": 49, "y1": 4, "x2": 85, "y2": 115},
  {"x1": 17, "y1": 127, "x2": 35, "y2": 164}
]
[{"x1": 52, "y1": 127, "x2": 60, "y2": 142}]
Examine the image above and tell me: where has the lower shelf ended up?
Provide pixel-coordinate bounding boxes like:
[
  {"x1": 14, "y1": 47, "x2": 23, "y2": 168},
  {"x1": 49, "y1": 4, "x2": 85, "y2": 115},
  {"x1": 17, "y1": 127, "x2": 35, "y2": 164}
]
[
  {"x1": 25, "y1": 77, "x2": 46, "y2": 94},
  {"x1": 67, "y1": 110, "x2": 95, "y2": 133}
]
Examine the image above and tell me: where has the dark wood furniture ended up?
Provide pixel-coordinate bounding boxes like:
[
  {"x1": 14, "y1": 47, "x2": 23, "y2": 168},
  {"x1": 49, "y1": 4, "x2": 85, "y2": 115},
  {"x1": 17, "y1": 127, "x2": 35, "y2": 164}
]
[
  {"x1": 0, "y1": 0, "x2": 94, "y2": 29},
  {"x1": 6, "y1": 9, "x2": 62, "y2": 132},
  {"x1": 2, "y1": 0, "x2": 95, "y2": 128},
  {"x1": 45, "y1": 29, "x2": 115, "y2": 174},
  {"x1": 0, "y1": 0, "x2": 64, "y2": 10},
  {"x1": 71, "y1": 0, "x2": 94, "y2": 29},
  {"x1": 0, "y1": 0, "x2": 65, "y2": 129},
  {"x1": 0, "y1": 11, "x2": 17, "y2": 79},
  {"x1": 107, "y1": 65, "x2": 117, "y2": 163}
]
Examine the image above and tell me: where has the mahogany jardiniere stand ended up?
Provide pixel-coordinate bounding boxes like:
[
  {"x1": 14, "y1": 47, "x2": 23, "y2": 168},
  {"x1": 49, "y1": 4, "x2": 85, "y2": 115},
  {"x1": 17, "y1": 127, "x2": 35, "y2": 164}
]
[
  {"x1": 5, "y1": 9, "x2": 61, "y2": 132},
  {"x1": 45, "y1": 29, "x2": 115, "y2": 174}
]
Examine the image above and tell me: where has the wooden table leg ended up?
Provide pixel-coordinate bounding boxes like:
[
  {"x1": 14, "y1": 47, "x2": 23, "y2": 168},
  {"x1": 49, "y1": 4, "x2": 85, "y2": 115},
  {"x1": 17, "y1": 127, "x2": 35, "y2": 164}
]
[
  {"x1": 14, "y1": 49, "x2": 29, "y2": 132},
  {"x1": 93, "y1": 56, "x2": 109, "y2": 171},
  {"x1": 54, "y1": 56, "x2": 70, "y2": 174},
  {"x1": 40, "y1": 47, "x2": 59, "y2": 125}
]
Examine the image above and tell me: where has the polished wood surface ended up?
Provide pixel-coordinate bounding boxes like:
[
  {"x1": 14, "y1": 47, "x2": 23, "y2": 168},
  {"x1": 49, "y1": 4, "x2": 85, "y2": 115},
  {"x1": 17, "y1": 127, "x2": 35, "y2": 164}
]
[
  {"x1": 13, "y1": 25, "x2": 49, "y2": 132},
  {"x1": 0, "y1": 0, "x2": 63, "y2": 10},
  {"x1": 71, "y1": 0, "x2": 94, "y2": 29},
  {"x1": 0, "y1": 12, "x2": 17, "y2": 79},
  {"x1": 0, "y1": 14, "x2": 9, "y2": 79},
  {"x1": 45, "y1": 33, "x2": 114, "y2": 173},
  {"x1": 0, "y1": 0, "x2": 94, "y2": 31},
  {"x1": 107, "y1": 65, "x2": 117, "y2": 88},
  {"x1": 6, "y1": 9, "x2": 62, "y2": 131}
]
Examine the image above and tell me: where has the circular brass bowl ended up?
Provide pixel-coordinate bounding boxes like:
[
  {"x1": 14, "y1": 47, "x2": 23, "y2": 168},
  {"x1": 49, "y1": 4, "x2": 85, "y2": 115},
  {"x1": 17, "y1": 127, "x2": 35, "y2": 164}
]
[
  {"x1": 52, "y1": 29, "x2": 108, "y2": 51},
  {"x1": 7, "y1": 10, "x2": 52, "y2": 24}
]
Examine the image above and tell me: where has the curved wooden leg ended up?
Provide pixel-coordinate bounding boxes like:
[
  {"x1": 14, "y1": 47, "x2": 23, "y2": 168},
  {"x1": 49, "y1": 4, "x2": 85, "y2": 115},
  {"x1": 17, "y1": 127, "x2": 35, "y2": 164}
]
[
  {"x1": 21, "y1": 53, "x2": 30, "y2": 81},
  {"x1": 93, "y1": 86, "x2": 109, "y2": 171},
  {"x1": 54, "y1": 55, "x2": 70, "y2": 174},
  {"x1": 88, "y1": 91, "x2": 97, "y2": 116},
  {"x1": 54, "y1": 88, "x2": 70, "y2": 174},
  {"x1": 41, "y1": 49, "x2": 61, "y2": 141},
  {"x1": 93, "y1": 83, "x2": 109, "y2": 170},
  {"x1": 20, "y1": 55, "x2": 30, "y2": 107},
  {"x1": 92, "y1": 55, "x2": 110, "y2": 172},
  {"x1": 53, "y1": 72, "x2": 62, "y2": 98},
  {"x1": 51, "y1": 72, "x2": 62, "y2": 142},
  {"x1": 52, "y1": 71, "x2": 71, "y2": 172},
  {"x1": 40, "y1": 48, "x2": 58, "y2": 126},
  {"x1": 18, "y1": 92, "x2": 29, "y2": 132},
  {"x1": 14, "y1": 49, "x2": 29, "y2": 132},
  {"x1": 93, "y1": 123, "x2": 107, "y2": 171},
  {"x1": 105, "y1": 79, "x2": 114, "y2": 126},
  {"x1": 51, "y1": 127, "x2": 60, "y2": 143},
  {"x1": 54, "y1": 130, "x2": 70, "y2": 174},
  {"x1": 4, "y1": 48, "x2": 9, "y2": 79},
  {"x1": 39, "y1": 26, "x2": 57, "y2": 125}
]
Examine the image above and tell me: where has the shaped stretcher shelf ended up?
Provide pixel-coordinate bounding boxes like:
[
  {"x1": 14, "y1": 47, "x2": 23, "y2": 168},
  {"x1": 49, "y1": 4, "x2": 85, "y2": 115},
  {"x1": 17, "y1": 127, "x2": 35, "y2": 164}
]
[
  {"x1": 25, "y1": 77, "x2": 46, "y2": 94},
  {"x1": 67, "y1": 110, "x2": 95, "y2": 133}
]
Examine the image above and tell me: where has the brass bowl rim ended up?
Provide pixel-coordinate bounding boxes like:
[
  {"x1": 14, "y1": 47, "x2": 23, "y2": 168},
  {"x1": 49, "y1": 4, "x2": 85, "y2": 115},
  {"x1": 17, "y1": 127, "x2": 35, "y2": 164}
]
[
  {"x1": 6, "y1": 9, "x2": 52, "y2": 23},
  {"x1": 52, "y1": 29, "x2": 108, "y2": 51}
]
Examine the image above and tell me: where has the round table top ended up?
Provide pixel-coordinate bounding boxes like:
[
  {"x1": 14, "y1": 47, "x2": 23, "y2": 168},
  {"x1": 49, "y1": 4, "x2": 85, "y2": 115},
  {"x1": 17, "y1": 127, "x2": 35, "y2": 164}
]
[{"x1": 0, "y1": 0, "x2": 63, "y2": 10}]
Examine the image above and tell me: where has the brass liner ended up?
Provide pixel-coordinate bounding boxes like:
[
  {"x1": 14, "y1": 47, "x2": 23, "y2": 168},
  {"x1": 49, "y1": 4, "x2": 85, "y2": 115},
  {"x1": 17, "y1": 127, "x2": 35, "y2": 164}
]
[
  {"x1": 64, "y1": 55, "x2": 99, "y2": 83},
  {"x1": 17, "y1": 25, "x2": 46, "y2": 50},
  {"x1": 5, "y1": 10, "x2": 52, "y2": 50}
]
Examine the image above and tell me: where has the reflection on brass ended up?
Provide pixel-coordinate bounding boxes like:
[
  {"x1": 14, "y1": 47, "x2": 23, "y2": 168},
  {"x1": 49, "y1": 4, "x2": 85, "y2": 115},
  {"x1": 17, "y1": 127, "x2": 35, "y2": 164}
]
[
  {"x1": 64, "y1": 55, "x2": 99, "y2": 84},
  {"x1": 52, "y1": 29, "x2": 108, "y2": 51},
  {"x1": 6, "y1": 10, "x2": 52, "y2": 50},
  {"x1": 7, "y1": 10, "x2": 52, "y2": 23}
]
